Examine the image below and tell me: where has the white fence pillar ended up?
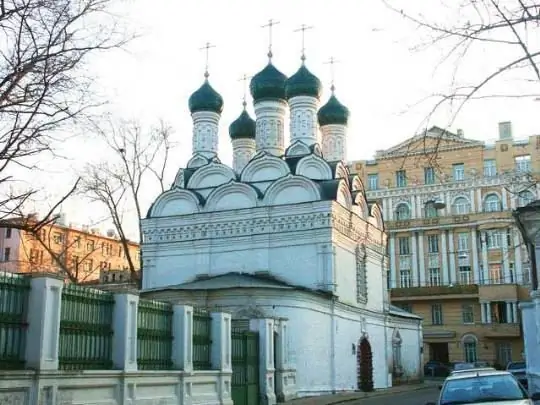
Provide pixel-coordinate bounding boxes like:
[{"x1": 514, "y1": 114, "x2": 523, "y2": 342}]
[
  {"x1": 172, "y1": 304, "x2": 193, "y2": 371},
  {"x1": 250, "y1": 318, "x2": 277, "y2": 405},
  {"x1": 25, "y1": 275, "x2": 63, "y2": 370},
  {"x1": 210, "y1": 312, "x2": 232, "y2": 372},
  {"x1": 112, "y1": 293, "x2": 139, "y2": 371}
]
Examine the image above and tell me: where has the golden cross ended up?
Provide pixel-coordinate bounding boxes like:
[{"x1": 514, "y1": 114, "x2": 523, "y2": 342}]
[
  {"x1": 199, "y1": 42, "x2": 216, "y2": 78},
  {"x1": 238, "y1": 74, "x2": 253, "y2": 107},
  {"x1": 294, "y1": 24, "x2": 314, "y2": 62},
  {"x1": 261, "y1": 19, "x2": 280, "y2": 60},
  {"x1": 324, "y1": 57, "x2": 340, "y2": 92}
]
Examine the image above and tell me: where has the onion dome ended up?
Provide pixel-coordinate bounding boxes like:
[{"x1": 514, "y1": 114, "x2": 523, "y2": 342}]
[
  {"x1": 250, "y1": 63, "x2": 288, "y2": 102},
  {"x1": 229, "y1": 105, "x2": 256, "y2": 139},
  {"x1": 285, "y1": 64, "x2": 322, "y2": 100},
  {"x1": 188, "y1": 79, "x2": 224, "y2": 114},
  {"x1": 317, "y1": 90, "x2": 350, "y2": 126}
]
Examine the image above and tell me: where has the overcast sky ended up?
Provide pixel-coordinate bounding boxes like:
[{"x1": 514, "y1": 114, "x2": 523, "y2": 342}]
[{"x1": 21, "y1": 0, "x2": 540, "y2": 239}]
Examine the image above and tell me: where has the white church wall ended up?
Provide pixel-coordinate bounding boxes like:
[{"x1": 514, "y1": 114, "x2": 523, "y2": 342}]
[
  {"x1": 388, "y1": 316, "x2": 423, "y2": 382},
  {"x1": 333, "y1": 244, "x2": 357, "y2": 305},
  {"x1": 365, "y1": 257, "x2": 385, "y2": 313}
]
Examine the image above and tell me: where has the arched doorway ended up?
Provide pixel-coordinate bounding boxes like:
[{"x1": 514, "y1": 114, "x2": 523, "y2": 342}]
[{"x1": 357, "y1": 337, "x2": 374, "y2": 392}]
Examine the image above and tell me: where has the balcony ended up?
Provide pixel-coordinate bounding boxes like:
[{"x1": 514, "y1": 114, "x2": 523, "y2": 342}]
[
  {"x1": 386, "y1": 211, "x2": 513, "y2": 231},
  {"x1": 391, "y1": 284, "x2": 479, "y2": 301},
  {"x1": 482, "y1": 323, "x2": 521, "y2": 338},
  {"x1": 478, "y1": 284, "x2": 519, "y2": 301}
]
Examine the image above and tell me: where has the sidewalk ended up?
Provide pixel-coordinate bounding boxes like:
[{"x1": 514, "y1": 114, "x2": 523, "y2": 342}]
[{"x1": 283, "y1": 380, "x2": 440, "y2": 405}]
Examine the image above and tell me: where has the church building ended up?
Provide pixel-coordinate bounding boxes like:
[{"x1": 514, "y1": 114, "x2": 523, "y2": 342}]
[{"x1": 141, "y1": 35, "x2": 423, "y2": 398}]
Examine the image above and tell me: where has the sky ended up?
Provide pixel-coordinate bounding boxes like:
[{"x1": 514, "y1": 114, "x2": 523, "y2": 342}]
[{"x1": 16, "y1": 0, "x2": 540, "y2": 240}]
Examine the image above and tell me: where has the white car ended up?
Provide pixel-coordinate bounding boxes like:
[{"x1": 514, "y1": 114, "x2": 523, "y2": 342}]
[{"x1": 427, "y1": 369, "x2": 540, "y2": 405}]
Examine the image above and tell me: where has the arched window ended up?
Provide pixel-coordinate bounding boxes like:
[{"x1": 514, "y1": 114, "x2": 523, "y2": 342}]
[
  {"x1": 462, "y1": 334, "x2": 478, "y2": 363},
  {"x1": 452, "y1": 197, "x2": 470, "y2": 215},
  {"x1": 484, "y1": 194, "x2": 501, "y2": 212},
  {"x1": 425, "y1": 202, "x2": 438, "y2": 218},
  {"x1": 518, "y1": 190, "x2": 535, "y2": 207},
  {"x1": 395, "y1": 203, "x2": 410, "y2": 220}
]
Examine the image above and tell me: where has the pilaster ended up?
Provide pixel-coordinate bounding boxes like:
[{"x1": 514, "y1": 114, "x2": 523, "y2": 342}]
[
  {"x1": 210, "y1": 312, "x2": 232, "y2": 372},
  {"x1": 441, "y1": 231, "x2": 449, "y2": 285},
  {"x1": 112, "y1": 292, "x2": 139, "y2": 371},
  {"x1": 481, "y1": 232, "x2": 489, "y2": 284},
  {"x1": 471, "y1": 228, "x2": 481, "y2": 283},
  {"x1": 274, "y1": 319, "x2": 296, "y2": 402},
  {"x1": 389, "y1": 236, "x2": 396, "y2": 288},
  {"x1": 250, "y1": 318, "x2": 276, "y2": 405},
  {"x1": 172, "y1": 305, "x2": 193, "y2": 371},
  {"x1": 448, "y1": 231, "x2": 456, "y2": 284},
  {"x1": 418, "y1": 232, "x2": 426, "y2": 286},
  {"x1": 502, "y1": 228, "x2": 510, "y2": 283},
  {"x1": 411, "y1": 232, "x2": 418, "y2": 286},
  {"x1": 514, "y1": 229, "x2": 523, "y2": 284}
]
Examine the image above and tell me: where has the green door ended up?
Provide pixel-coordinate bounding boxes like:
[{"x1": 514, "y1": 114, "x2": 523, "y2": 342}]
[{"x1": 231, "y1": 330, "x2": 260, "y2": 405}]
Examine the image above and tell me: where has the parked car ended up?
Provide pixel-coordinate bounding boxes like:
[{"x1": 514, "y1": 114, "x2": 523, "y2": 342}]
[
  {"x1": 450, "y1": 367, "x2": 495, "y2": 376},
  {"x1": 426, "y1": 369, "x2": 540, "y2": 405},
  {"x1": 452, "y1": 362, "x2": 476, "y2": 372},
  {"x1": 507, "y1": 361, "x2": 528, "y2": 389},
  {"x1": 424, "y1": 360, "x2": 451, "y2": 377}
]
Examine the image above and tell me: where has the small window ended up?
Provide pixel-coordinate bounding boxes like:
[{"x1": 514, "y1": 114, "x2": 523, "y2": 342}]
[
  {"x1": 395, "y1": 203, "x2": 410, "y2": 220},
  {"x1": 452, "y1": 197, "x2": 470, "y2": 215},
  {"x1": 425, "y1": 202, "x2": 438, "y2": 218},
  {"x1": 396, "y1": 170, "x2": 407, "y2": 188},
  {"x1": 424, "y1": 167, "x2": 436, "y2": 185},
  {"x1": 398, "y1": 237, "x2": 410, "y2": 255},
  {"x1": 367, "y1": 174, "x2": 379, "y2": 190},
  {"x1": 5, "y1": 228, "x2": 12, "y2": 239},
  {"x1": 484, "y1": 194, "x2": 500, "y2": 212},
  {"x1": 431, "y1": 304, "x2": 443, "y2": 325},
  {"x1": 515, "y1": 155, "x2": 531, "y2": 173},
  {"x1": 462, "y1": 304, "x2": 474, "y2": 324},
  {"x1": 429, "y1": 268, "x2": 441, "y2": 286},
  {"x1": 427, "y1": 235, "x2": 439, "y2": 253},
  {"x1": 457, "y1": 233, "x2": 469, "y2": 251},
  {"x1": 3, "y1": 247, "x2": 10, "y2": 262},
  {"x1": 483, "y1": 159, "x2": 497, "y2": 177},
  {"x1": 453, "y1": 163, "x2": 465, "y2": 181}
]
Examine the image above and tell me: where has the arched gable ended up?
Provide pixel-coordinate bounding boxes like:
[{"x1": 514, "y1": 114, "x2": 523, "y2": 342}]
[
  {"x1": 335, "y1": 179, "x2": 353, "y2": 210},
  {"x1": 333, "y1": 161, "x2": 349, "y2": 181},
  {"x1": 187, "y1": 162, "x2": 236, "y2": 189},
  {"x1": 296, "y1": 154, "x2": 333, "y2": 181},
  {"x1": 350, "y1": 175, "x2": 366, "y2": 194},
  {"x1": 172, "y1": 169, "x2": 185, "y2": 188},
  {"x1": 353, "y1": 192, "x2": 369, "y2": 219},
  {"x1": 451, "y1": 194, "x2": 470, "y2": 205},
  {"x1": 186, "y1": 153, "x2": 210, "y2": 169},
  {"x1": 149, "y1": 189, "x2": 202, "y2": 217},
  {"x1": 241, "y1": 154, "x2": 290, "y2": 183},
  {"x1": 483, "y1": 191, "x2": 502, "y2": 203},
  {"x1": 311, "y1": 143, "x2": 323, "y2": 157},
  {"x1": 263, "y1": 174, "x2": 321, "y2": 206},
  {"x1": 284, "y1": 140, "x2": 311, "y2": 158},
  {"x1": 369, "y1": 203, "x2": 384, "y2": 230},
  {"x1": 205, "y1": 181, "x2": 259, "y2": 212},
  {"x1": 461, "y1": 333, "x2": 478, "y2": 344}
]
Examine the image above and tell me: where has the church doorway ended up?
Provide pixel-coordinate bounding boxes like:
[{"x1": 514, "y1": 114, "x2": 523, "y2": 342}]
[{"x1": 356, "y1": 337, "x2": 374, "y2": 392}]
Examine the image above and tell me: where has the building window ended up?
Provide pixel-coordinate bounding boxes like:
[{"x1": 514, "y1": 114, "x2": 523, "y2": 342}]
[
  {"x1": 427, "y1": 235, "x2": 439, "y2": 253},
  {"x1": 509, "y1": 262, "x2": 515, "y2": 283},
  {"x1": 396, "y1": 170, "x2": 407, "y2": 188},
  {"x1": 489, "y1": 264, "x2": 502, "y2": 284},
  {"x1": 463, "y1": 335, "x2": 478, "y2": 363},
  {"x1": 486, "y1": 231, "x2": 503, "y2": 249},
  {"x1": 396, "y1": 303, "x2": 412, "y2": 312},
  {"x1": 367, "y1": 174, "x2": 378, "y2": 190},
  {"x1": 429, "y1": 268, "x2": 441, "y2": 286},
  {"x1": 3, "y1": 247, "x2": 10, "y2": 262},
  {"x1": 453, "y1": 163, "x2": 465, "y2": 181},
  {"x1": 483, "y1": 159, "x2": 497, "y2": 177},
  {"x1": 398, "y1": 237, "x2": 410, "y2": 255},
  {"x1": 5, "y1": 228, "x2": 12, "y2": 239},
  {"x1": 484, "y1": 194, "x2": 501, "y2": 212},
  {"x1": 459, "y1": 266, "x2": 472, "y2": 284},
  {"x1": 399, "y1": 270, "x2": 412, "y2": 288},
  {"x1": 395, "y1": 203, "x2": 410, "y2": 220},
  {"x1": 424, "y1": 167, "x2": 436, "y2": 185},
  {"x1": 462, "y1": 304, "x2": 474, "y2": 324},
  {"x1": 515, "y1": 155, "x2": 531, "y2": 173},
  {"x1": 452, "y1": 197, "x2": 470, "y2": 215},
  {"x1": 496, "y1": 342, "x2": 512, "y2": 368},
  {"x1": 491, "y1": 301, "x2": 509, "y2": 323},
  {"x1": 457, "y1": 233, "x2": 469, "y2": 252},
  {"x1": 518, "y1": 190, "x2": 535, "y2": 207},
  {"x1": 87, "y1": 240, "x2": 95, "y2": 252},
  {"x1": 424, "y1": 202, "x2": 438, "y2": 218},
  {"x1": 431, "y1": 304, "x2": 443, "y2": 325}
]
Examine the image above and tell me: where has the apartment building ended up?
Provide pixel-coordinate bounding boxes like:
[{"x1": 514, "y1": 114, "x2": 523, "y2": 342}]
[
  {"x1": 350, "y1": 122, "x2": 540, "y2": 367},
  {"x1": 0, "y1": 214, "x2": 140, "y2": 283}
]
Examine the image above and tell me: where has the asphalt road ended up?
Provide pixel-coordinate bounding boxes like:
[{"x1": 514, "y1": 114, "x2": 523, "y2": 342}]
[{"x1": 343, "y1": 387, "x2": 440, "y2": 405}]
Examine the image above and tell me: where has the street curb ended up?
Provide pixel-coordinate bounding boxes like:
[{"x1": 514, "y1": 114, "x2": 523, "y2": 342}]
[{"x1": 325, "y1": 383, "x2": 437, "y2": 405}]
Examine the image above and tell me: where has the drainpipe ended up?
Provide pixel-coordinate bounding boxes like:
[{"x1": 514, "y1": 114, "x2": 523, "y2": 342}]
[{"x1": 330, "y1": 296, "x2": 336, "y2": 394}]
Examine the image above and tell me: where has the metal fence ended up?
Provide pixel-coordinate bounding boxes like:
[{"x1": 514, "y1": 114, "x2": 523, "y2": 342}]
[
  {"x1": 0, "y1": 273, "x2": 30, "y2": 369},
  {"x1": 193, "y1": 309, "x2": 212, "y2": 370},
  {"x1": 137, "y1": 299, "x2": 173, "y2": 370},
  {"x1": 58, "y1": 284, "x2": 114, "y2": 370}
]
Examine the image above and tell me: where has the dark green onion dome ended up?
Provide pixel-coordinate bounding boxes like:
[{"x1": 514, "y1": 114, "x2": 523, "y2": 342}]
[
  {"x1": 285, "y1": 64, "x2": 323, "y2": 100},
  {"x1": 317, "y1": 91, "x2": 350, "y2": 126},
  {"x1": 188, "y1": 79, "x2": 224, "y2": 114},
  {"x1": 229, "y1": 106, "x2": 256, "y2": 139},
  {"x1": 250, "y1": 63, "x2": 288, "y2": 102}
]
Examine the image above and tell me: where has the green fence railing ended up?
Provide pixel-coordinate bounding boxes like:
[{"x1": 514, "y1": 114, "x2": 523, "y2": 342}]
[
  {"x1": 193, "y1": 309, "x2": 212, "y2": 370},
  {"x1": 137, "y1": 299, "x2": 173, "y2": 370},
  {"x1": 58, "y1": 284, "x2": 114, "y2": 370},
  {"x1": 0, "y1": 273, "x2": 30, "y2": 369}
]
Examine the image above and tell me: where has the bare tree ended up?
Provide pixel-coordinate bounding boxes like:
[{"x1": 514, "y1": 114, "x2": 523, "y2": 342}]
[
  {"x1": 80, "y1": 119, "x2": 174, "y2": 285},
  {"x1": 0, "y1": 0, "x2": 130, "y2": 224}
]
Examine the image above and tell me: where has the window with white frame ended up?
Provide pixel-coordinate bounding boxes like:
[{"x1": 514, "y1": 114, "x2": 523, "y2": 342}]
[
  {"x1": 457, "y1": 233, "x2": 469, "y2": 252},
  {"x1": 453, "y1": 163, "x2": 465, "y2": 181},
  {"x1": 431, "y1": 304, "x2": 443, "y2": 325},
  {"x1": 515, "y1": 155, "x2": 531, "y2": 173},
  {"x1": 425, "y1": 202, "x2": 438, "y2": 218},
  {"x1": 427, "y1": 235, "x2": 439, "y2": 253},
  {"x1": 398, "y1": 237, "x2": 410, "y2": 255},
  {"x1": 518, "y1": 190, "x2": 535, "y2": 207},
  {"x1": 459, "y1": 266, "x2": 473, "y2": 284},
  {"x1": 367, "y1": 174, "x2": 379, "y2": 190},
  {"x1": 463, "y1": 336, "x2": 478, "y2": 363},
  {"x1": 484, "y1": 194, "x2": 501, "y2": 212},
  {"x1": 462, "y1": 304, "x2": 474, "y2": 324},
  {"x1": 400, "y1": 270, "x2": 412, "y2": 288},
  {"x1": 489, "y1": 264, "x2": 502, "y2": 284},
  {"x1": 424, "y1": 167, "x2": 436, "y2": 185},
  {"x1": 429, "y1": 268, "x2": 441, "y2": 286},
  {"x1": 395, "y1": 203, "x2": 410, "y2": 220},
  {"x1": 396, "y1": 170, "x2": 407, "y2": 187},
  {"x1": 452, "y1": 197, "x2": 470, "y2": 214},
  {"x1": 483, "y1": 159, "x2": 497, "y2": 177},
  {"x1": 486, "y1": 230, "x2": 503, "y2": 249}
]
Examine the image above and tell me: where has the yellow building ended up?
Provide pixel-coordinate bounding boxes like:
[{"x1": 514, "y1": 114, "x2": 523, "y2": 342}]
[
  {"x1": 350, "y1": 122, "x2": 540, "y2": 367},
  {"x1": 0, "y1": 214, "x2": 140, "y2": 283}
]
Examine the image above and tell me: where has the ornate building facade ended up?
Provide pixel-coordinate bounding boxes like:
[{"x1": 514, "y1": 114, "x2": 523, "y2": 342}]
[{"x1": 350, "y1": 123, "x2": 540, "y2": 367}]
